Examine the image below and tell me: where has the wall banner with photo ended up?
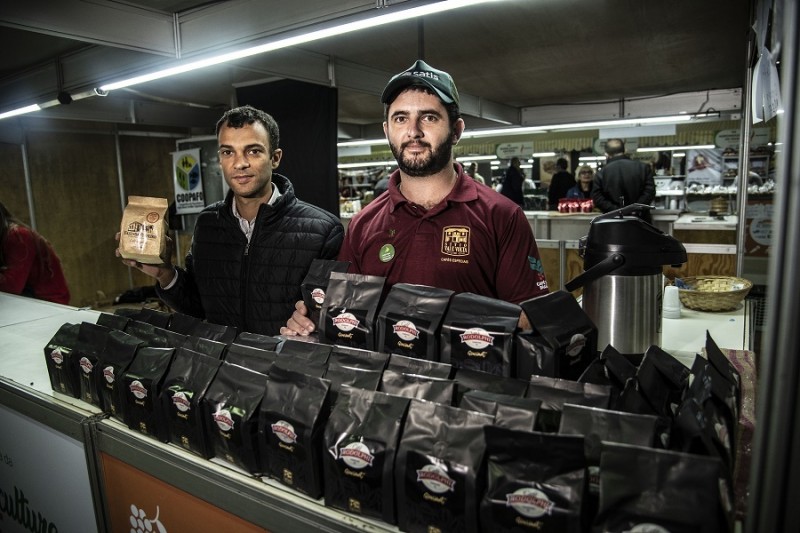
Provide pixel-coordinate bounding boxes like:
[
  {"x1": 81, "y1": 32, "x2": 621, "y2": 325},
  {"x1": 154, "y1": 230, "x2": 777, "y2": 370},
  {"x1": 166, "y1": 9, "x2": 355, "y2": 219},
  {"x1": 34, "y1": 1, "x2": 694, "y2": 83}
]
[
  {"x1": 686, "y1": 148, "x2": 724, "y2": 187},
  {"x1": 172, "y1": 148, "x2": 205, "y2": 214}
]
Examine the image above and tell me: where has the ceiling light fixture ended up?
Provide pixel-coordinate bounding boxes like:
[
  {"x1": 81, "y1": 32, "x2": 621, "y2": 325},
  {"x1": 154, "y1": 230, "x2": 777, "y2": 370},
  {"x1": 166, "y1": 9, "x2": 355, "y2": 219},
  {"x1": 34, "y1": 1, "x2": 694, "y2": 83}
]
[
  {"x1": 636, "y1": 144, "x2": 716, "y2": 152},
  {"x1": 1, "y1": 0, "x2": 500, "y2": 120},
  {"x1": 457, "y1": 155, "x2": 497, "y2": 162},
  {"x1": 99, "y1": 0, "x2": 501, "y2": 92},
  {"x1": 338, "y1": 160, "x2": 397, "y2": 169},
  {"x1": 0, "y1": 104, "x2": 41, "y2": 120}
]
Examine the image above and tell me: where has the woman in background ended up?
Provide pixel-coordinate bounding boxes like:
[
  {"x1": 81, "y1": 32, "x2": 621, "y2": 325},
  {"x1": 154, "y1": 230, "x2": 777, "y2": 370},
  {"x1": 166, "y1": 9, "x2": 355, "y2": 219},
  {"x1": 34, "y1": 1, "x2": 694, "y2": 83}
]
[
  {"x1": 566, "y1": 165, "x2": 594, "y2": 199},
  {"x1": 0, "y1": 202, "x2": 70, "y2": 304}
]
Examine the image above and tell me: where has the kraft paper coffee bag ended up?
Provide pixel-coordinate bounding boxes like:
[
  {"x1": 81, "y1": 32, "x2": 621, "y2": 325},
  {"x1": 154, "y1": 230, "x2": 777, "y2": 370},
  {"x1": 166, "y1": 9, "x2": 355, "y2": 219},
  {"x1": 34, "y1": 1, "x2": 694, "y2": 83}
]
[{"x1": 119, "y1": 195, "x2": 170, "y2": 264}]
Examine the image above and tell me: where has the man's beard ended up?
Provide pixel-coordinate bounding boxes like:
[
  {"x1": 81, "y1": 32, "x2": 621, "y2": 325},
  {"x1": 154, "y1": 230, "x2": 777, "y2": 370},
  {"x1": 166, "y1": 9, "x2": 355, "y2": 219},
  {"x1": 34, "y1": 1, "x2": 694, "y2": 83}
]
[{"x1": 390, "y1": 135, "x2": 454, "y2": 177}]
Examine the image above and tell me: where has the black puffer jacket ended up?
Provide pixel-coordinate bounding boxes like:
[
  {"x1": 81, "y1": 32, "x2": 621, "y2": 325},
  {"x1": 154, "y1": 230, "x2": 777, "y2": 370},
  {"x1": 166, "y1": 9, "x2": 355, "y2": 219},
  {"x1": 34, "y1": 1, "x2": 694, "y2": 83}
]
[{"x1": 157, "y1": 174, "x2": 344, "y2": 335}]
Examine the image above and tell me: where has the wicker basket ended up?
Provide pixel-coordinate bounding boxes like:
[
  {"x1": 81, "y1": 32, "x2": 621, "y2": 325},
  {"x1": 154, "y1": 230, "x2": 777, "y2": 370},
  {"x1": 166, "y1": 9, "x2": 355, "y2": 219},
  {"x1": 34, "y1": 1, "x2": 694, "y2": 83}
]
[{"x1": 673, "y1": 276, "x2": 753, "y2": 312}]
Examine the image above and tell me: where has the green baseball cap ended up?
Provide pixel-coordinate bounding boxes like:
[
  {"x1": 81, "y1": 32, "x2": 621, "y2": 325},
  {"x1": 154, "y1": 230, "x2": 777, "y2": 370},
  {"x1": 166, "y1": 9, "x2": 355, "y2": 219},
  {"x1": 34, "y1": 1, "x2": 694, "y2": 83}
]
[{"x1": 380, "y1": 59, "x2": 460, "y2": 106}]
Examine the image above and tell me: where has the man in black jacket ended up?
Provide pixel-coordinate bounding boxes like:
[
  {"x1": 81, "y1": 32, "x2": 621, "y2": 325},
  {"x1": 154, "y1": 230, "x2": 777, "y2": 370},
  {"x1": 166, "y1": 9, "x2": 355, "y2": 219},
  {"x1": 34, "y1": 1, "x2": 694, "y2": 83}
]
[
  {"x1": 119, "y1": 105, "x2": 344, "y2": 335},
  {"x1": 591, "y1": 138, "x2": 656, "y2": 215}
]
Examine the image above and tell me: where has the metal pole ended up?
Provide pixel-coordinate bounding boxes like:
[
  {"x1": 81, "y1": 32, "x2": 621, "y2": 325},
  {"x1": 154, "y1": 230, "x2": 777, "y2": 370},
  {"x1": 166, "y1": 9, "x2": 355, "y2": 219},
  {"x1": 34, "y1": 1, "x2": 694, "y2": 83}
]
[
  {"x1": 745, "y1": 0, "x2": 800, "y2": 529},
  {"x1": 114, "y1": 131, "x2": 134, "y2": 289},
  {"x1": 735, "y1": 34, "x2": 755, "y2": 277},
  {"x1": 20, "y1": 142, "x2": 36, "y2": 231}
]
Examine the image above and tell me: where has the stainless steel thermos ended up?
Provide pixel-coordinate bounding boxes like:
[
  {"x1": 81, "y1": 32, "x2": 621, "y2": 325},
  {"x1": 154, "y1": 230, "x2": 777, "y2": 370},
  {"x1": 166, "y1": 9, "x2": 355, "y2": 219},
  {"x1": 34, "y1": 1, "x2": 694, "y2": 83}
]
[{"x1": 565, "y1": 205, "x2": 687, "y2": 354}]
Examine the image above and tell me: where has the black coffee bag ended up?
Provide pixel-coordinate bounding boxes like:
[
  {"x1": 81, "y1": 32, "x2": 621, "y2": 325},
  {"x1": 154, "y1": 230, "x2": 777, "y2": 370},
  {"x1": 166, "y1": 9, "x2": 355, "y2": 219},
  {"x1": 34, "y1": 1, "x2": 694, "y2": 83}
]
[
  {"x1": 380, "y1": 369, "x2": 456, "y2": 405},
  {"x1": 395, "y1": 399, "x2": 494, "y2": 533},
  {"x1": 459, "y1": 390, "x2": 541, "y2": 431},
  {"x1": 95, "y1": 329, "x2": 144, "y2": 420},
  {"x1": 224, "y1": 343, "x2": 279, "y2": 375},
  {"x1": 75, "y1": 321, "x2": 113, "y2": 406},
  {"x1": 234, "y1": 331, "x2": 283, "y2": 352},
  {"x1": 324, "y1": 365, "x2": 383, "y2": 407},
  {"x1": 181, "y1": 335, "x2": 228, "y2": 360},
  {"x1": 319, "y1": 272, "x2": 386, "y2": 350},
  {"x1": 43, "y1": 322, "x2": 81, "y2": 398},
  {"x1": 387, "y1": 353, "x2": 452, "y2": 379},
  {"x1": 258, "y1": 365, "x2": 331, "y2": 497},
  {"x1": 577, "y1": 345, "x2": 639, "y2": 411},
  {"x1": 202, "y1": 361, "x2": 267, "y2": 474},
  {"x1": 453, "y1": 367, "x2": 528, "y2": 405},
  {"x1": 329, "y1": 345, "x2": 389, "y2": 372},
  {"x1": 518, "y1": 290, "x2": 598, "y2": 381},
  {"x1": 323, "y1": 386, "x2": 410, "y2": 524},
  {"x1": 596, "y1": 442, "x2": 732, "y2": 532},
  {"x1": 137, "y1": 307, "x2": 172, "y2": 329},
  {"x1": 376, "y1": 283, "x2": 454, "y2": 361},
  {"x1": 277, "y1": 338, "x2": 333, "y2": 364},
  {"x1": 159, "y1": 347, "x2": 222, "y2": 459},
  {"x1": 301, "y1": 258, "x2": 351, "y2": 329},
  {"x1": 96, "y1": 312, "x2": 131, "y2": 332},
  {"x1": 481, "y1": 426, "x2": 586, "y2": 533},
  {"x1": 167, "y1": 312, "x2": 202, "y2": 335},
  {"x1": 121, "y1": 346, "x2": 176, "y2": 441},
  {"x1": 636, "y1": 345, "x2": 691, "y2": 418},
  {"x1": 525, "y1": 376, "x2": 611, "y2": 432},
  {"x1": 558, "y1": 404, "x2": 660, "y2": 524},
  {"x1": 126, "y1": 319, "x2": 187, "y2": 348},
  {"x1": 440, "y1": 292, "x2": 520, "y2": 376},
  {"x1": 192, "y1": 320, "x2": 238, "y2": 344}
]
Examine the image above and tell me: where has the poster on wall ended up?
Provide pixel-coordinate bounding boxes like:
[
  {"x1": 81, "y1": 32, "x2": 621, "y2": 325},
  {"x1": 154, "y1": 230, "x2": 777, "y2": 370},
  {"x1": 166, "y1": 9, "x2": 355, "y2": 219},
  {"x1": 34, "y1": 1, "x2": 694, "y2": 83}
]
[
  {"x1": 172, "y1": 148, "x2": 205, "y2": 215},
  {"x1": 745, "y1": 196, "x2": 772, "y2": 257},
  {"x1": 686, "y1": 148, "x2": 724, "y2": 187},
  {"x1": 0, "y1": 404, "x2": 98, "y2": 533}
]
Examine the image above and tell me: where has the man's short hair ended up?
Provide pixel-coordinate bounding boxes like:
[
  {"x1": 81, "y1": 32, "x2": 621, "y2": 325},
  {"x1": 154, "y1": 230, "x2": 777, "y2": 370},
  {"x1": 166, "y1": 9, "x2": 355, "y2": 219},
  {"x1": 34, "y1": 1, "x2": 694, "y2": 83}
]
[
  {"x1": 215, "y1": 105, "x2": 280, "y2": 152},
  {"x1": 556, "y1": 157, "x2": 568, "y2": 170},
  {"x1": 605, "y1": 138, "x2": 625, "y2": 156}
]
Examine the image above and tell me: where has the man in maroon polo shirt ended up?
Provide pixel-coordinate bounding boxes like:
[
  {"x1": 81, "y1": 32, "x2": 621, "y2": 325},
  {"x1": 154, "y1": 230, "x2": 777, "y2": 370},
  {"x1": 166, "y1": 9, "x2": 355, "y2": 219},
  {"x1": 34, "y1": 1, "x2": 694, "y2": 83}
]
[{"x1": 281, "y1": 60, "x2": 548, "y2": 336}]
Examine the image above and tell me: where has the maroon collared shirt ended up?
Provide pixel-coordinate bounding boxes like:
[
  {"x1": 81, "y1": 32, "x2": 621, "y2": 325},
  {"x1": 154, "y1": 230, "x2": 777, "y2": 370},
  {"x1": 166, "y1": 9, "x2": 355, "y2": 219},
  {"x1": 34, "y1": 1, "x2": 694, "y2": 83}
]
[{"x1": 338, "y1": 165, "x2": 548, "y2": 304}]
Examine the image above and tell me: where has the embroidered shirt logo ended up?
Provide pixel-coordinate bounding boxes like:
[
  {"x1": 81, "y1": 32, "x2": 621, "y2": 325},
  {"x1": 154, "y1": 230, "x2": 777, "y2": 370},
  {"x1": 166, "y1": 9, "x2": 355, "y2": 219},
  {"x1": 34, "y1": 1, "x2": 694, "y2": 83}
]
[{"x1": 441, "y1": 226, "x2": 470, "y2": 257}]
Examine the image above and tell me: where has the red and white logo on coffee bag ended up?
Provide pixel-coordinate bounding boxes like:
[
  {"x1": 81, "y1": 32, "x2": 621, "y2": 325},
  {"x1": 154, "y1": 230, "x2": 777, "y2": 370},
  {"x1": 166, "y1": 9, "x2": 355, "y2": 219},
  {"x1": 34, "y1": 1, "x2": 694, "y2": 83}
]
[
  {"x1": 50, "y1": 347, "x2": 64, "y2": 365},
  {"x1": 416, "y1": 464, "x2": 456, "y2": 494},
  {"x1": 340, "y1": 442, "x2": 374, "y2": 469},
  {"x1": 459, "y1": 328, "x2": 494, "y2": 349},
  {"x1": 79, "y1": 356, "x2": 94, "y2": 374},
  {"x1": 103, "y1": 365, "x2": 115, "y2": 384},
  {"x1": 213, "y1": 408, "x2": 234, "y2": 431},
  {"x1": 393, "y1": 320, "x2": 420, "y2": 341},
  {"x1": 332, "y1": 312, "x2": 359, "y2": 332},
  {"x1": 129, "y1": 380, "x2": 147, "y2": 399},
  {"x1": 271, "y1": 420, "x2": 297, "y2": 444},
  {"x1": 172, "y1": 391, "x2": 191, "y2": 413},
  {"x1": 506, "y1": 487, "x2": 554, "y2": 518},
  {"x1": 311, "y1": 288, "x2": 326, "y2": 305}
]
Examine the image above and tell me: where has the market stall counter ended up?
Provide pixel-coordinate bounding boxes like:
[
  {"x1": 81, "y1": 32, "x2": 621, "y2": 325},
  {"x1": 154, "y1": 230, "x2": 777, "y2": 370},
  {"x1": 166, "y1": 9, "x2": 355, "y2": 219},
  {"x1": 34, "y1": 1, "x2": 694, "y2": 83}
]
[{"x1": 0, "y1": 292, "x2": 755, "y2": 531}]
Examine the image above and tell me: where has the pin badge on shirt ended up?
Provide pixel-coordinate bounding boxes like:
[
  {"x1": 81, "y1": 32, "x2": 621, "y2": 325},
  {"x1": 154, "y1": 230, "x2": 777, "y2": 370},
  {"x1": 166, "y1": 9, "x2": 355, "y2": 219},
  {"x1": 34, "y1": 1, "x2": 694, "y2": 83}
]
[{"x1": 379, "y1": 244, "x2": 395, "y2": 263}]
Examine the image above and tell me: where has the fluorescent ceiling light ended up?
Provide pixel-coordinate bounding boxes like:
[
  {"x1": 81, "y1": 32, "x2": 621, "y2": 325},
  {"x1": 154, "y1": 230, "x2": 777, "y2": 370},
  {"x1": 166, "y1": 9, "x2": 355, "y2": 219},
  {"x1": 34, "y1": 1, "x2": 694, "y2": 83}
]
[
  {"x1": 338, "y1": 160, "x2": 397, "y2": 169},
  {"x1": 636, "y1": 144, "x2": 715, "y2": 152},
  {"x1": 672, "y1": 152, "x2": 686, "y2": 157},
  {"x1": 338, "y1": 139, "x2": 388, "y2": 148},
  {"x1": 100, "y1": 0, "x2": 500, "y2": 92},
  {"x1": 0, "y1": 104, "x2": 41, "y2": 120},
  {"x1": 579, "y1": 155, "x2": 606, "y2": 161},
  {"x1": 532, "y1": 152, "x2": 556, "y2": 157},
  {"x1": 458, "y1": 155, "x2": 497, "y2": 161}
]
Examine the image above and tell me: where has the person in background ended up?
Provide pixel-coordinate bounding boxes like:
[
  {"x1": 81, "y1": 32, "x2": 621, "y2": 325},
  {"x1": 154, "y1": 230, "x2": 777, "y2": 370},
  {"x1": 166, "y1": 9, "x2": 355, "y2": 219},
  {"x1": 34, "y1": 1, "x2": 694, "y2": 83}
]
[
  {"x1": 547, "y1": 157, "x2": 576, "y2": 210},
  {"x1": 467, "y1": 161, "x2": 486, "y2": 185},
  {"x1": 500, "y1": 156, "x2": 525, "y2": 207},
  {"x1": 282, "y1": 59, "x2": 548, "y2": 336},
  {"x1": 373, "y1": 171, "x2": 391, "y2": 197},
  {"x1": 118, "y1": 105, "x2": 344, "y2": 335},
  {"x1": 591, "y1": 138, "x2": 655, "y2": 214},
  {"x1": 0, "y1": 201, "x2": 70, "y2": 304},
  {"x1": 566, "y1": 165, "x2": 594, "y2": 199}
]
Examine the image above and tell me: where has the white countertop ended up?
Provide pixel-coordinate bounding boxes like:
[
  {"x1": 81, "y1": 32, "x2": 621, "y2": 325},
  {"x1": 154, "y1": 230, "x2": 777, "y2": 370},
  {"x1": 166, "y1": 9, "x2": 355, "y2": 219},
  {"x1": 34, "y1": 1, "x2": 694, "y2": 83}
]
[
  {"x1": 674, "y1": 214, "x2": 738, "y2": 230},
  {"x1": 660, "y1": 300, "x2": 750, "y2": 364}
]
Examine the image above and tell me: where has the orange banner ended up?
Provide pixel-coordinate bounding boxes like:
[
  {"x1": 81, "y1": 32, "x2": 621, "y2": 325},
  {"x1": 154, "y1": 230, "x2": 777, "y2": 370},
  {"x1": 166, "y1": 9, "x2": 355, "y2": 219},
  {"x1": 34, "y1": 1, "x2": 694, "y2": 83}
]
[{"x1": 100, "y1": 453, "x2": 269, "y2": 532}]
